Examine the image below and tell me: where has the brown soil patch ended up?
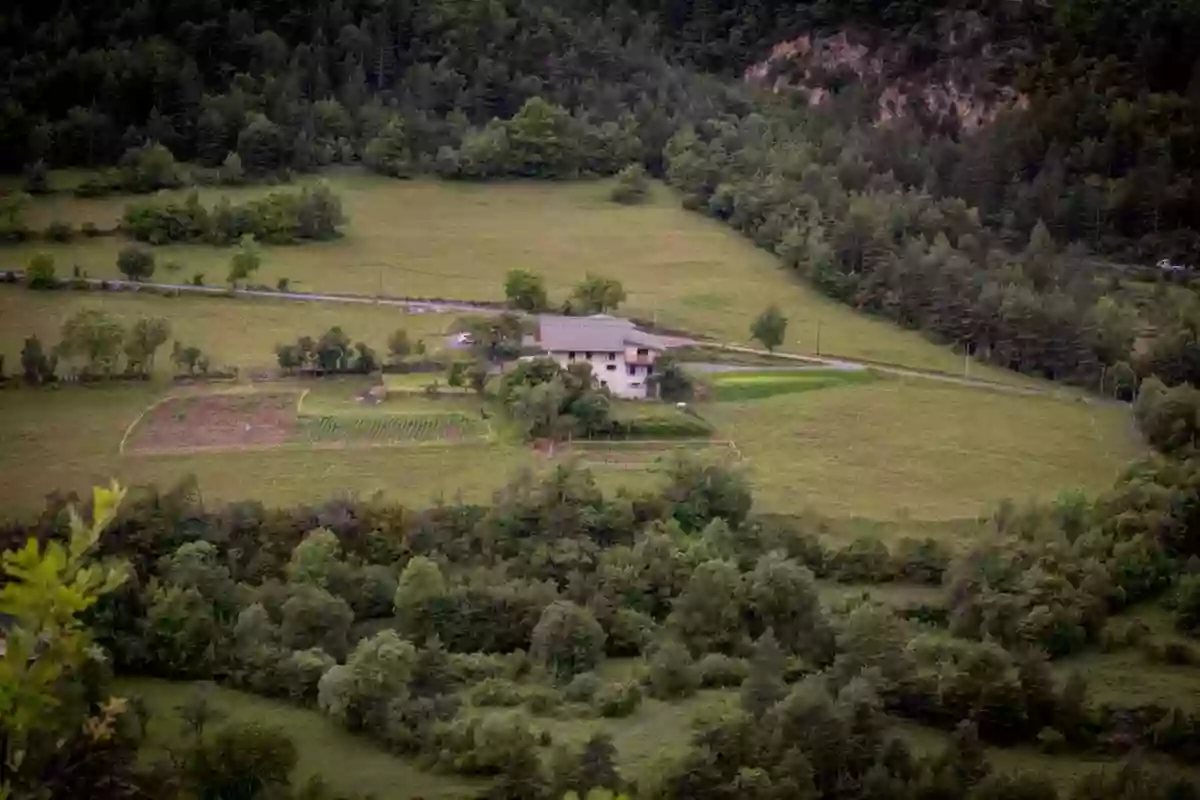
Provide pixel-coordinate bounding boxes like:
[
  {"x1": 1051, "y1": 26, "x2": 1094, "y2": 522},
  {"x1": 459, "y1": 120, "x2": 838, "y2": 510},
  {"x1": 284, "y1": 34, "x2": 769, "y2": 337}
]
[{"x1": 126, "y1": 393, "x2": 299, "y2": 453}]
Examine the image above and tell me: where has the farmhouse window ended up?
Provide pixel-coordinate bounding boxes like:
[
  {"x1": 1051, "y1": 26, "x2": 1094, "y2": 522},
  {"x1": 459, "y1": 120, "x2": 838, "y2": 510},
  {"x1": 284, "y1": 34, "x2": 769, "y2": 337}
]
[{"x1": 606, "y1": 364, "x2": 617, "y2": 372}]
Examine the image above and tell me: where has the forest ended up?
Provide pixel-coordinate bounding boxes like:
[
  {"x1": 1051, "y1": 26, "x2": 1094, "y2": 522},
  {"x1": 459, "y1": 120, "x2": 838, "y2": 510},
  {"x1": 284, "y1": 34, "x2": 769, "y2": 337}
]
[
  {"x1": 4, "y1": 0, "x2": 1200, "y2": 390},
  {"x1": 6, "y1": 434, "x2": 1200, "y2": 799}
]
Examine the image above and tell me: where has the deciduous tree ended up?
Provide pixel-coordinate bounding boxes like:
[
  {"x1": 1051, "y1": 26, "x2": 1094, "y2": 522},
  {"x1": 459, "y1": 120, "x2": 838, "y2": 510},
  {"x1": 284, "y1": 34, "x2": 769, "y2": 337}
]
[
  {"x1": 751, "y1": 304, "x2": 788, "y2": 352},
  {"x1": 571, "y1": 275, "x2": 627, "y2": 315},
  {"x1": 58, "y1": 308, "x2": 125, "y2": 375},
  {"x1": 504, "y1": 269, "x2": 549, "y2": 311},
  {"x1": 117, "y1": 245, "x2": 156, "y2": 282},
  {"x1": 530, "y1": 600, "x2": 606, "y2": 679},
  {"x1": 228, "y1": 235, "x2": 262, "y2": 287},
  {"x1": 123, "y1": 317, "x2": 171, "y2": 376},
  {"x1": 0, "y1": 482, "x2": 129, "y2": 797}
]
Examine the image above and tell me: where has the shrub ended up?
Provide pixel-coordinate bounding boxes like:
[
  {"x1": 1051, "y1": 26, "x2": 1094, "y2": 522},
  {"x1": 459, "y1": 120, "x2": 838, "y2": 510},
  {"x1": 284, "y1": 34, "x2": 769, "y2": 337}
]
[
  {"x1": 191, "y1": 272, "x2": 205, "y2": 286},
  {"x1": 467, "y1": 678, "x2": 526, "y2": 708},
  {"x1": 563, "y1": 671, "x2": 601, "y2": 703},
  {"x1": 606, "y1": 607, "x2": 657, "y2": 656},
  {"x1": 1175, "y1": 574, "x2": 1200, "y2": 637},
  {"x1": 1036, "y1": 727, "x2": 1066, "y2": 753},
  {"x1": 523, "y1": 685, "x2": 563, "y2": 714},
  {"x1": 74, "y1": 176, "x2": 115, "y2": 198},
  {"x1": 23, "y1": 159, "x2": 48, "y2": 194},
  {"x1": 829, "y1": 537, "x2": 894, "y2": 583},
  {"x1": 1135, "y1": 377, "x2": 1200, "y2": 455},
  {"x1": 1101, "y1": 619, "x2": 1152, "y2": 652},
  {"x1": 610, "y1": 163, "x2": 649, "y2": 205},
  {"x1": 892, "y1": 537, "x2": 951, "y2": 585},
  {"x1": 593, "y1": 680, "x2": 643, "y2": 718},
  {"x1": 278, "y1": 648, "x2": 337, "y2": 705},
  {"x1": 189, "y1": 723, "x2": 297, "y2": 800},
  {"x1": 696, "y1": 653, "x2": 749, "y2": 688},
  {"x1": 1142, "y1": 637, "x2": 1200, "y2": 666},
  {"x1": 447, "y1": 651, "x2": 528, "y2": 684},
  {"x1": 432, "y1": 711, "x2": 541, "y2": 776},
  {"x1": 45, "y1": 221, "x2": 74, "y2": 242},
  {"x1": 646, "y1": 639, "x2": 698, "y2": 700},
  {"x1": 26, "y1": 253, "x2": 58, "y2": 289}
]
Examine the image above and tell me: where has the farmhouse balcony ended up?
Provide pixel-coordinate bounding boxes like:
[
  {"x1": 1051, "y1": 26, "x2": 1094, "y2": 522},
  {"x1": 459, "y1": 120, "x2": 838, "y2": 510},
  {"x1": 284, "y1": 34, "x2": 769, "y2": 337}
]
[{"x1": 625, "y1": 348, "x2": 658, "y2": 366}]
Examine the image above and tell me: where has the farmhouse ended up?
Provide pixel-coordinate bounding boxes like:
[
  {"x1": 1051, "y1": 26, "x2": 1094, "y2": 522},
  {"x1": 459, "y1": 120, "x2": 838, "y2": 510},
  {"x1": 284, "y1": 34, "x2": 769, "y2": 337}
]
[{"x1": 527, "y1": 314, "x2": 665, "y2": 399}]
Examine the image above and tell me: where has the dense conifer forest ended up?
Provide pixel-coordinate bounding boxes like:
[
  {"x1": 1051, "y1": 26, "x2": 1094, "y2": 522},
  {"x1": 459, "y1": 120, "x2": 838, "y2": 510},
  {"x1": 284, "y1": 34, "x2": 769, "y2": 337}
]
[{"x1": 6, "y1": 0, "x2": 1200, "y2": 391}]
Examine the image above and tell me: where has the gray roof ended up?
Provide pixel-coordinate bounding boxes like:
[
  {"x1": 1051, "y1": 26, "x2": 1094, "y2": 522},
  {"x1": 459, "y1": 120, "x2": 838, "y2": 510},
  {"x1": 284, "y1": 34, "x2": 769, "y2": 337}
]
[{"x1": 533, "y1": 314, "x2": 664, "y2": 352}]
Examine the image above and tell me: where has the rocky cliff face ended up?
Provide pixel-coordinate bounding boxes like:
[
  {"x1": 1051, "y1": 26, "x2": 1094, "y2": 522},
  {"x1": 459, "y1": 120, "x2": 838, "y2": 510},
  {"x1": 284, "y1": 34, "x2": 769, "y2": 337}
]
[{"x1": 745, "y1": 11, "x2": 1032, "y2": 132}]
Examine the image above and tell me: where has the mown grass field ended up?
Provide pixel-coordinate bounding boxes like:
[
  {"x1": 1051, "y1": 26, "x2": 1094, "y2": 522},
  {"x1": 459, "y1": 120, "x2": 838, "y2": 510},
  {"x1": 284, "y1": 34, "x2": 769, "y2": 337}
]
[
  {"x1": 0, "y1": 285, "x2": 454, "y2": 377},
  {"x1": 5, "y1": 170, "x2": 1034, "y2": 383},
  {"x1": 0, "y1": 384, "x2": 532, "y2": 517},
  {"x1": 0, "y1": 372, "x2": 1139, "y2": 522},
  {"x1": 704, "y1": 377, "x2": 1142, "y2": 521},
  {"x1": 114, "y1": 677, "x2": 482, "y2": 800},
  {"x1": 0, "y1": 171, "x2": 1142, "y2": 521}
]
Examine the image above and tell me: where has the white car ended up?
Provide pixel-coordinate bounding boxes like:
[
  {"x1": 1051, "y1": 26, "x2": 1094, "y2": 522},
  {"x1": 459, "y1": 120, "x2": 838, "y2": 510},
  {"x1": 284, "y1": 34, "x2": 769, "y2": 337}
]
[
  {"x1": 1157, "y1": 258, "x2": 1188, "y2": 273},
  {"x1": 455, "y1": 332, "x2": 475, "y2": 345}
]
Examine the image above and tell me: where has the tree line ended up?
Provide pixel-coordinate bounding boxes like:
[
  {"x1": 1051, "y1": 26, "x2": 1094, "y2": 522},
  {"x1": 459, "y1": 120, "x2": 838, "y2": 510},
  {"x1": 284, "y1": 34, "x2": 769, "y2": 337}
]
[
  {"x1": 8, "y1": 0, "x2": 1200, "y2": 392},
  {"x1": 9, "y1": 309, "x2": 214, "y2": 384},
  {"x1": 8, "y1": 436, "x2": 1200, "y2": 796}
]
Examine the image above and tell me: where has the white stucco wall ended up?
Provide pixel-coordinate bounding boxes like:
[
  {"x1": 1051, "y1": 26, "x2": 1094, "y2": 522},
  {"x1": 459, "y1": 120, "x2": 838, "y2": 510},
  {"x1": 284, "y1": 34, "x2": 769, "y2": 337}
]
[{"x1": 549, "y1": 349, "x2": 654, "y2": 399}]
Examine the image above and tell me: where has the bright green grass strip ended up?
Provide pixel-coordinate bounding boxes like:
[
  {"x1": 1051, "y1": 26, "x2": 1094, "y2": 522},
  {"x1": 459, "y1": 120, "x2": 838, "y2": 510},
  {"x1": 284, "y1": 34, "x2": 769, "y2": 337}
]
[{"x1": 710, "y1": 369, "x2": 875, "y2": 401}]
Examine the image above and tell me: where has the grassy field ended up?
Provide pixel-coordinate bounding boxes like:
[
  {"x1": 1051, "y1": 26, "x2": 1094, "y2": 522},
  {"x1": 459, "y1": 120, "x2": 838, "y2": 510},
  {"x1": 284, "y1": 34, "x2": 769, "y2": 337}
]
[
  {"x1": 705, "y1": 377, "x2": 1142, "y2": 521},
  {"x1": 0, "y1": 384, "x2": 534, "y2": 517},
  {"x1": 4, "y1": 170, "x2": 1033, "y2": 382},
  {"x1": 1053, "y1": 606, "x2": 1200, "y2": 713},
  {"x1": 0, "y1": 369, "x2": 1139, "y2": 520},
  {"x1": 113, "y1": 677, "x2": 482, "y2": 800},
  {"x1": 0, "y1": 285, "x2": 454, "y2": 377},
  {"x1": 891, "y1": 718, "x2": 1199, "y2": 792},
  {"x1": 815, "y1": 581, "x2": 946, "y2": 610}
]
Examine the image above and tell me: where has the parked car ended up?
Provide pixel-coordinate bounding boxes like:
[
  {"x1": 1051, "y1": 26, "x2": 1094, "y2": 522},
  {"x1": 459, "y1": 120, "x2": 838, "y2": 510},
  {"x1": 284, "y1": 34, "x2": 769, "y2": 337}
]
[
  {"x1": 1157, "y1": 258, "x2": 1189, "y2": 273},
  {"x1": 455, "y1": 332, "x2": 475, "y2": 345}
]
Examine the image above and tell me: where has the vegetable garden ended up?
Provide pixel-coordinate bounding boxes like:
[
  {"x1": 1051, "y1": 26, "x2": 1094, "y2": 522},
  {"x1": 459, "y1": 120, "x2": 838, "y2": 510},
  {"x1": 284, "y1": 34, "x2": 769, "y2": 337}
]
[{"x1": 297, "y1": 413, "x2": 486, "y2": 444}]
